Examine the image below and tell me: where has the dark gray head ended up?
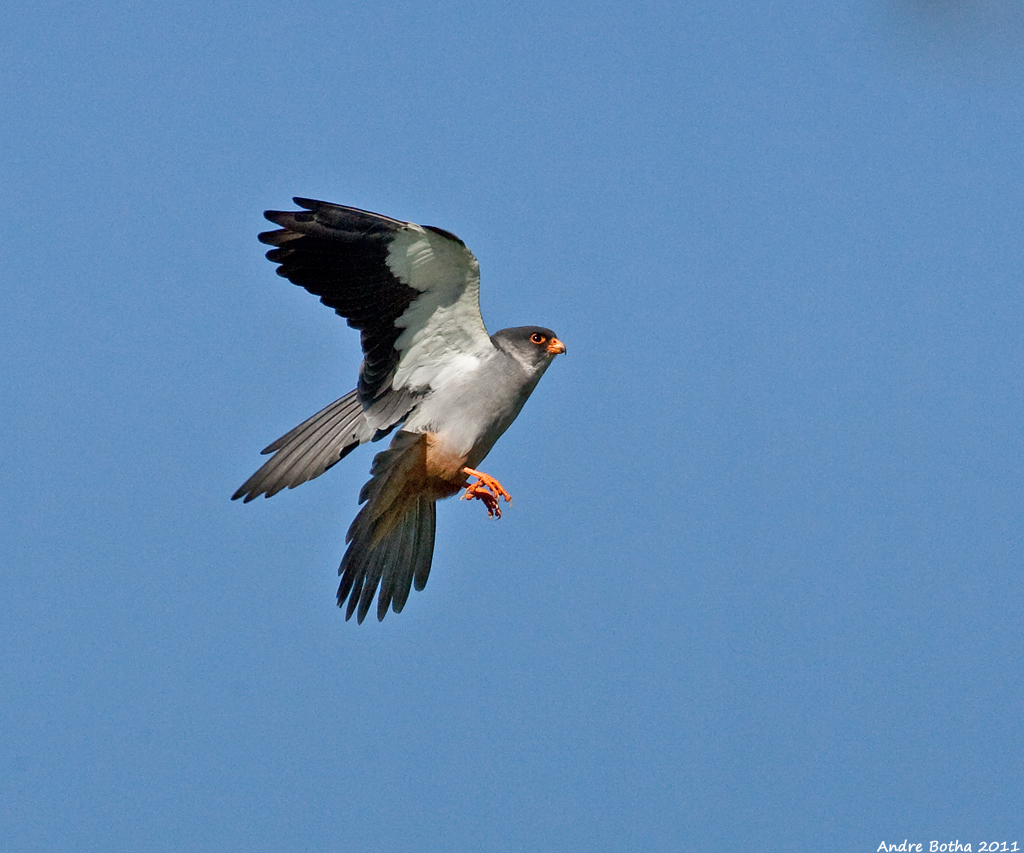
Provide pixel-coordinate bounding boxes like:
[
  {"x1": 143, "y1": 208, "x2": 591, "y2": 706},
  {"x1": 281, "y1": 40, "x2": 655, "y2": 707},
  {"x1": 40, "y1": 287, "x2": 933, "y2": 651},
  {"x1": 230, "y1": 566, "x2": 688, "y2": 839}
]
[{"x1": 491, "y1": 326, "x2": 566, "y2": 372}]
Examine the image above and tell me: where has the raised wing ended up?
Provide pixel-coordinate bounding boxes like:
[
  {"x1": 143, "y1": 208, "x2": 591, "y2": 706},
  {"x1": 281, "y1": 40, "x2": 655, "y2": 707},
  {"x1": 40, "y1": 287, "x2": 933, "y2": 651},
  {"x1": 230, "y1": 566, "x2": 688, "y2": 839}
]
[{"x1": 258, "y1": 199, "x2": 494, "y2": 414}]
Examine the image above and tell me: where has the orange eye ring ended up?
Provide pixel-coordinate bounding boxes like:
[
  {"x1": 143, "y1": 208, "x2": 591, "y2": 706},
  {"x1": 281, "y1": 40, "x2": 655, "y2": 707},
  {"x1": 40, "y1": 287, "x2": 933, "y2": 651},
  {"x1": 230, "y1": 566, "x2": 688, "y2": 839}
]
[{"x1": 530, "y1": 332, "x2": 547, "y2": 345}]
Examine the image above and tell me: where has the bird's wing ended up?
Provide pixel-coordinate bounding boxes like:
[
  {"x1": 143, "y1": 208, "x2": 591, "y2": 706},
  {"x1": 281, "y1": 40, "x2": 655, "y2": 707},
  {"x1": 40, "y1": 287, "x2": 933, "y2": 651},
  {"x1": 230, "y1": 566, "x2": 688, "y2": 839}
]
[
  {"x1": 259, "y1": 198, "x2": 495, "y2": 430},
  {"x1": 231, "y1": 390, "x2": 380, "y2": 502}
]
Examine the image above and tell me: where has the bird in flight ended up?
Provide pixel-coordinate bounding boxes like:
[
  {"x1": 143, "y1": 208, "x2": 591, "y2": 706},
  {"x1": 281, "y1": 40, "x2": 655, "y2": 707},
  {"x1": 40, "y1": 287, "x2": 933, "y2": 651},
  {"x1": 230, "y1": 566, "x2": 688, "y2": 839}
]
[{"x1": 234, "y1": 199, "x2": 565, "y2": 622}]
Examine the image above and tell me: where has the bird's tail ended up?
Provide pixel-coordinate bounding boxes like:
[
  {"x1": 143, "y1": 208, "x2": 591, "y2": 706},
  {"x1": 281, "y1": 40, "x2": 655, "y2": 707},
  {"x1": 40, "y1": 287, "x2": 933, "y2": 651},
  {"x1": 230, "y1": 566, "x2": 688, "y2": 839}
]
[{"x1": 337, "y1": 431, "x2": 438, "y2": 622}]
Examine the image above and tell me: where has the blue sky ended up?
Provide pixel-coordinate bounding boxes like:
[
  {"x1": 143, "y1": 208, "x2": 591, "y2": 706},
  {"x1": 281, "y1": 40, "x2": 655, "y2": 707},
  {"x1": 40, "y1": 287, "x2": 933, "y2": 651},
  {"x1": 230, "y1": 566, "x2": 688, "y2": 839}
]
[{"x1": 3, "y1": 1, "x2": 1023, "y2": 850}]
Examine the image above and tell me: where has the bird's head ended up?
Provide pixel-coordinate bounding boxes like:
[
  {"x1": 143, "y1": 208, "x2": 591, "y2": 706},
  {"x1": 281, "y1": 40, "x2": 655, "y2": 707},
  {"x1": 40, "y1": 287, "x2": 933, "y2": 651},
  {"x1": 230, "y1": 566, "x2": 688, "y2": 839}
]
[{"x1": 492, "y1": 326, "x2": 566, "y2": 372}]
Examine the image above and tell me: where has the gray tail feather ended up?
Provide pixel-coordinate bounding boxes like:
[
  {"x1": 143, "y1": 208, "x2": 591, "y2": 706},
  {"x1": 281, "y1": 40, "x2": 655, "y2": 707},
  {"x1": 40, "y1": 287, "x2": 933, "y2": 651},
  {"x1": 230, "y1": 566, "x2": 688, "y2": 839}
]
[
  {"x1": 232, "y1": 390, "x2": 372, "y2": 502},
  {"x1": 337, "y1": 432, "x2": 437, "y2": 623}
]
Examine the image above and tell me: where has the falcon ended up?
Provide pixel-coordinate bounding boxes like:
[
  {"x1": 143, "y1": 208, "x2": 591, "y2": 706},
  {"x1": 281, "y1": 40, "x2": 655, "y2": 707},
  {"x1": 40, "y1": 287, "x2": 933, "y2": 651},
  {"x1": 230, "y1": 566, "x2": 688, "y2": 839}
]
[{"x1": 234, "y1": 198, "x2": 565, "y2": 623}]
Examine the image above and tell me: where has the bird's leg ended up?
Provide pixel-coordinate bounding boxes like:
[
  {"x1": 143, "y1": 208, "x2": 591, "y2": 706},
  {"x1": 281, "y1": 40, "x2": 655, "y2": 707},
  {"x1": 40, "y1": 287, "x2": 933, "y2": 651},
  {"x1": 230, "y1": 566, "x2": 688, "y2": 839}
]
[{"x1": 461, "y1": 467, "x2": 512, "y2": 519}]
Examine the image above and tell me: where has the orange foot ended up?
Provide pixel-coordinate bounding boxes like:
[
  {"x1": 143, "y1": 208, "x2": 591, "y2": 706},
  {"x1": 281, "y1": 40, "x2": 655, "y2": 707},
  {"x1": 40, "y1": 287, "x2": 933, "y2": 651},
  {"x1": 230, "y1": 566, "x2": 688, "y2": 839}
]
[{"x1": 461, "y1": 467, "x2": 512, "y2": 519}]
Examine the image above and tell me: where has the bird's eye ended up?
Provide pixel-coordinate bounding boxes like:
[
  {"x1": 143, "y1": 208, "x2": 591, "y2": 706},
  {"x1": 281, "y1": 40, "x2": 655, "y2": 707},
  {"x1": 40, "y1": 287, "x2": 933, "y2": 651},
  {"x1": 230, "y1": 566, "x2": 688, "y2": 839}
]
[{"x1": 530, "y1": 333, "x2": 547, "y2": 345}]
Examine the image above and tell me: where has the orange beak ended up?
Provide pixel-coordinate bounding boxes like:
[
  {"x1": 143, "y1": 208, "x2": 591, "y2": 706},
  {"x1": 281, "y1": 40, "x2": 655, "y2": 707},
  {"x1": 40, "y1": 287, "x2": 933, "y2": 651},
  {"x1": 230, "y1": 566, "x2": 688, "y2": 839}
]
[{"x1": 547, "y1": 337, "x2": 566, "y2": 355}]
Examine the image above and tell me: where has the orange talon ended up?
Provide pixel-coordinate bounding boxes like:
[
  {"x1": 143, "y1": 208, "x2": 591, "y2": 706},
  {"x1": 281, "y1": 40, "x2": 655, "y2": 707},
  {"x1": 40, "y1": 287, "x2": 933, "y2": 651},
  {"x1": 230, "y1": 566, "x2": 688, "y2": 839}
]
[{"x1": 461, "y1": 467, "x2": 512, "y2": 519}]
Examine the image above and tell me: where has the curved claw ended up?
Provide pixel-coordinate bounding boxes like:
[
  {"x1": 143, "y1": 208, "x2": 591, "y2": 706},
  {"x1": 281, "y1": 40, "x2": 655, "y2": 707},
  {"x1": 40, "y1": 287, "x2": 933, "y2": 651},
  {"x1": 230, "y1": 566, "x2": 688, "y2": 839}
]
[{"x1": 461, "y1": 467, "x2": 512, "y2": 518}]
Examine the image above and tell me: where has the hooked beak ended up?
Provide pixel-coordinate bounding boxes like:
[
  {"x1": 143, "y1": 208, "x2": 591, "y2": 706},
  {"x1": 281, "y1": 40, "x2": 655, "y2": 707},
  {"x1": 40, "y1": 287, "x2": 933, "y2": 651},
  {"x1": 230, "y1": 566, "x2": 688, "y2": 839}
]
[{"x1": 547, "y1": 337, "x2": 566, "y2": 355}]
